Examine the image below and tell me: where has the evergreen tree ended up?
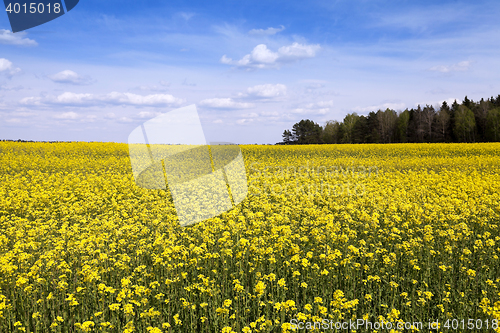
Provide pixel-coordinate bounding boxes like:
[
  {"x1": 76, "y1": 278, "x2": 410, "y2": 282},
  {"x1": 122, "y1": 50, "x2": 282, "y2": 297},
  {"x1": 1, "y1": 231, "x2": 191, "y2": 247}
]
[
  {"x1": 366, "y1": 112, "x2": 380, "y2": 143},
  {"x1": 450, "y1": 100, "x2": 460, "y2": 142},
  {"x1": 492, "y1": 95, "x2": 500, "y2": 108},
  {"x1": 408, "y1": 106, "x2": 425, "y2": 142},
  {"x1": 279, "y1": 93, "x2": 500, "y2": 145},
  {"x1": 353, "y1": 115, "x2": 368, "y2": 143},
  {"x1": 473, "y1": 98, "x2": 490, "y2": 142},
  {"x1": 291, "y1": 119, "x2": 322, "y2": 144},
  {"x1": 463, "y1": 96, "x2": 473, "y2": 109},
  {"x1": 282, "y1": 129, "x2": 293, "y2": 144}
]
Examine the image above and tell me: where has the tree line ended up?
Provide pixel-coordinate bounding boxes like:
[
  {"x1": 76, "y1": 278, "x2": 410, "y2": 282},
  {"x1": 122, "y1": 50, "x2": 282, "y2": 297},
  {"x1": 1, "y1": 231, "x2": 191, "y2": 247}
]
[{"x1": 281, "y1": 95, "x2": 500, "y2": 144}]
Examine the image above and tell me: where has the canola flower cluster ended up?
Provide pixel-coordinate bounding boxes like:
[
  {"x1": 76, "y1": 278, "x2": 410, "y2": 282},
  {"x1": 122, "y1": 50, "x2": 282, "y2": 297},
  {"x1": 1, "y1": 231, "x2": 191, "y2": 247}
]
[{"x1": 0, "y1": 141, "x2": 500, "y2": 332}]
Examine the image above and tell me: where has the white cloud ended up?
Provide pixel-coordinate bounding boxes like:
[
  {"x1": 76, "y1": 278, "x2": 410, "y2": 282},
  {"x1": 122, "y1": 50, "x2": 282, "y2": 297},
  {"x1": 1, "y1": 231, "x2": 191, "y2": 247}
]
[
  {"x1": 236, "y1": 118, "x2": 254, "y2": 125},
  {"x1": 199, "y1": 98, "x2": 254, "y2": 109},
  {"x1": 260, "y1": 111, "x2": 279, "y2": 117},
  {"x1": 292, "y1": 108, "x2": 329, "y2": 115},
  {"x1": 5, "y1": 118, "x2": 23, "y2": 124},
  {"x1": 0, "y1": 58, "x2": 21, "y2": 77},
  {"x1": 0, "y1": 29, "x2": 37, "y2": 46},
  {"x1": 429, "y1": 61, "x2": 472, "y2": 73},
  {"x1": 20, "y1": 92, "x2": 185, "y2": 107},
  {"x1": 414, "y1": 98, "x2": 458, "y2": 108},
  {"x1": 137, "y1": 111, "x2": 161, "y2": 118},
  {"x1": 48, "y1": 92, "x2": 94, "y2": 105},
  {"x1": 48, "y1": 70, "x2": 94, "y2": 85},
  {"x1": 248, "y1": 25, "x2": 285, "y2": 36},
  {"x1": 117, "y1": 117, "x2": 133, "y2": 123},
  {"x1": 353, "y1": 102, "x2": 406, "y2": 113},
  {"x1": 220, "y1": 55, "x2": 233, "y2": 64},
  {"x1": 221, "y1": 42, "x2": 321, "y2": 69},
  {"x1": 103, "y1": 92, "x2": 183, "y2": 106},
  {"x1": 54, "y1": 112, "x2": 78, "y2": 120},
  {"x1": 250, "y1": 45, "x2": 280, "y2": 64},
  {"x1": 305, "y1": 100, "x2": 334, "y2": 108},
  {"x1": 291, "y1": 100, "x2": 334, "y2": 115},
  {"x1": 278, "y1": 43, "x2": 320, "y2": 60},
  {"x1": 246, "y1": 84, "x2": 287, "y2": 98}
]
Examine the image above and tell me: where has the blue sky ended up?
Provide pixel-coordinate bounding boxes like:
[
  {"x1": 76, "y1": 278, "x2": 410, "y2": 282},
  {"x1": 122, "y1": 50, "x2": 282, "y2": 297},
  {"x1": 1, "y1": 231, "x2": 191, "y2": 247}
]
[{"x1": 1, "y1": 0, "x2": 500, "y2": 144}]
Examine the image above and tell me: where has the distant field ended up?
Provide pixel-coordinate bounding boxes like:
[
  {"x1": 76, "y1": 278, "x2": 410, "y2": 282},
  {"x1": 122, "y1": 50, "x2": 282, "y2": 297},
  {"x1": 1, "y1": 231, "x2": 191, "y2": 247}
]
[{"x1": 1, "y1": 142, "x2": 500, "y2": 332}]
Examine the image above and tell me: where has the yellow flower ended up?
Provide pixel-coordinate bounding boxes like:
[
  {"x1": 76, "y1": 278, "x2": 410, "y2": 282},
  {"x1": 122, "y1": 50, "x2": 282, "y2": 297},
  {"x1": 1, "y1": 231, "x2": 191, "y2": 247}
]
[
  {"x1": 123, "y1": 303, "x2": 135, "y2": 315},
  {"x1": 173, "y1": 313, "x2": 182, "y2": 325},
  {"x1": 2, "y1": 142, "x2": 500, "y2": 332},
  {"x1": 109, "y1": 303, "x2": 120, "y2": 311},
  {"x1": 254, "y1": 281, "x2": 266, "y2": 297}
]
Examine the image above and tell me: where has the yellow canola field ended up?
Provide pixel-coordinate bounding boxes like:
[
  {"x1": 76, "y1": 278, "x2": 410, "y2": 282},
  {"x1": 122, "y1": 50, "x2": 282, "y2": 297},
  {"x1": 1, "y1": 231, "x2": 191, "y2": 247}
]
[{"x1": 0, "y1": 142, "x2": 500, "y2": 332}]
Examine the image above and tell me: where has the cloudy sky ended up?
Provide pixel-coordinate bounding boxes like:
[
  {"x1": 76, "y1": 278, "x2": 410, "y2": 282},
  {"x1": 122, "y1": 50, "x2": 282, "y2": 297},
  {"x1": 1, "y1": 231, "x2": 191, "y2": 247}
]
[{"x1": 1, "y1": 0, "x2": 499, "y2": 144}]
